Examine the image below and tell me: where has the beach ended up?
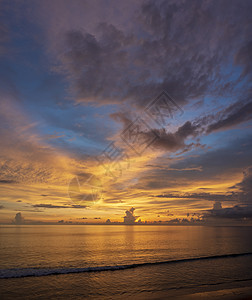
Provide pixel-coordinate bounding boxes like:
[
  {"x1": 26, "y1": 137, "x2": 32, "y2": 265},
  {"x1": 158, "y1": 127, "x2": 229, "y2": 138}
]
[{"x1": 1, "y1": 225, "x2": 252, "y2": 299}]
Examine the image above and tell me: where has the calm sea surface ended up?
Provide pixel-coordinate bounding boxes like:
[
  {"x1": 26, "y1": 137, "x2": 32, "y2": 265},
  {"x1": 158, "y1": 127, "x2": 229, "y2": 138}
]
[{"x1": 0, "y1": 225, "x2": 252, "y2": 299}]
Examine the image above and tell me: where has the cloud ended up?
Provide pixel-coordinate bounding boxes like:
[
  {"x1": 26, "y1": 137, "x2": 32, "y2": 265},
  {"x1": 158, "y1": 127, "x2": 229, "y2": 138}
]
[
  {"x1": 116, "y1": 96, "x2": 252, "y2": 156},
  {"x1": 33, "y1": 204, "x2": 67, "y2": 208},
  {"x1": 166, "y1": 218, "x2": 181, "y2": 224},
  {"x1": 32, "y1": 204, "x2": 87, "y2": 209},
  {"x1": 71, "y1": 204, "x2": 88, "y2": 208},
  {"x1": 200, "y1": 169, "x2": 252, "y2": 222},
  {"x1": 0, "y1": 97, "x2": 69, "y2": 185},
  {"x1": 13, "y1": 212, "x2": 24, "y2": 224},
  {"x1": 114, "y1": 113, "x2": 201, "y2": 153},
  {"x1": 213, "y1": 201, "x2": 222, "y2": 210},
  {"x1": 0, "y1": 95, "x2": 98, "y2": 188},
  {"x1": 0, "y1": 180, "x2": 16, "y2": 184},
  {"x1": 123, "y1": 207, "x2": 139, "y2": 224},
  {"x1": 206, "y1": 205, "x2": 252, "y2": 220},
  {"x1": 155, "y1": 192, "x2": 236, "y2": 202},
  {"x1": 113, "y1": 95, "x2": 251, "y2": 157},
  {"x1": 234, "y1": 40, "x2": 252, "y2": 77},
  {"x1": 151, "y1": 121, "x2": 201, "y2": 151},
  {"x1": 206, "y1": 100, "x2": 252, "y2": 134},
  {"x1": 236, "y1": 166, "x2": 252, "y2": 205},
  {"x1": 158, "y1": 134, "x2": 252, "y2": 186},
  {"x1": 47, "y1": 0, "x2": 251, "y2": 113},
  {"x1": 110, "y1": 112, "x2": 132, "y2": 128}
]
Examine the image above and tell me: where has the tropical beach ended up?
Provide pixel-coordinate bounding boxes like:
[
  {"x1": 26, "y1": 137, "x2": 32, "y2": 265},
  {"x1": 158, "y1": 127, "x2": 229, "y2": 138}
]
[{"x1": 1, "y1": 0, "x2": 252, "y2": 298}]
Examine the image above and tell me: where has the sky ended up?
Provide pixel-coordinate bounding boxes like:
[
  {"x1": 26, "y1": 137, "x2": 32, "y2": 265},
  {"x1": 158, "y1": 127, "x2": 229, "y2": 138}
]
[{"x1": 0, "y1": 0, "x2": 251, "y2": 225}]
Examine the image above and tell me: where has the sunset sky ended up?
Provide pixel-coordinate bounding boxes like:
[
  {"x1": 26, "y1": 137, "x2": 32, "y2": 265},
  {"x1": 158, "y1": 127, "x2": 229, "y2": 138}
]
[{"x1": 0, "y1": 0, "x2": 251, "y2": 224}]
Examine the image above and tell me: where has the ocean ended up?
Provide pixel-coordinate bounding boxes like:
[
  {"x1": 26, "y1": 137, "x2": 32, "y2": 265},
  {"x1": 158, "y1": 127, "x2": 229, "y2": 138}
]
[{"x1": 0, "y1": 225, "x2": 252, "y2": 299}]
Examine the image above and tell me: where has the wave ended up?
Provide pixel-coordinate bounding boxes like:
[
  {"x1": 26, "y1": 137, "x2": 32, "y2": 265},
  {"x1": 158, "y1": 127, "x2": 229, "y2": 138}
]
[{"x1": 1, "y1": 252, "x2": 252, "y2": 279}]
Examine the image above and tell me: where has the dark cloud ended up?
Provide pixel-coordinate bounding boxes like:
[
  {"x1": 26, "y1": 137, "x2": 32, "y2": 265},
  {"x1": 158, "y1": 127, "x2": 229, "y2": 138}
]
[
  {"x1": 116, "y1": 115, "x2": 201, "y2": 154},
  {"x1": 165, "y1": 218, "x2": 181, "y2": 224},
  {"x1": 155, "y1": 192, "x2": 237, "y2": 202},
  {"x1": 54, "y1": 0, "x2": 252, "y2": 169},
  {"x1": 163, "y1": 135, "x2": 252, "y2": 183},
  {"x1": 56, "y1": 0, "x2": 251, "y2": 112},
  {"x1": 206, "y1": 205, "x2": 252, "y2": 220},
  {"x1": 213, "y1": 201, "x2": 222, "y2": 210},
  {"x1": 13, "y1": 212, "x2": 24, "y2": 225},
  {"x1": 123, "y1": 207, "x2": 139, "y2": 224},
  {"x1": 236, "y1": 167, "x2": 252, "y2": 205},
  {"x1": 234, "y1": 40, "x2": 252, "y2": 77},
  {"x1": 33, "y1": 204, "x2": 69, "y2": 209},
  {"x1": 200, "y1": 170, "x2": 252, "y2": 222},
  {"x1": 33, "y1": 204, "x2": 87, "y2": 209},
  {"x1": 115, "y1": 96, "x2": 252, "y2": 156},
  {"x1": 71, "y1": 205, "x2": 87, "y2": 208},
  {"x1": 131, "y1": 135, "x2": 252, "y2": 200},
  {"x1": 206, "y1": 100, "x2": 252, "y2": 134},
  {"x1": 148, "y1": 198, "x2": 208, "y2": 210},
  {"x1": 151, "y1": 121, "x2": 201, "y2": 151},
  {"x1": 0, "y1": 179, "x2": 16, "y2": 184},
  {"x1": 157, "y1": 210, "x2": 174, "y2": 217}
]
